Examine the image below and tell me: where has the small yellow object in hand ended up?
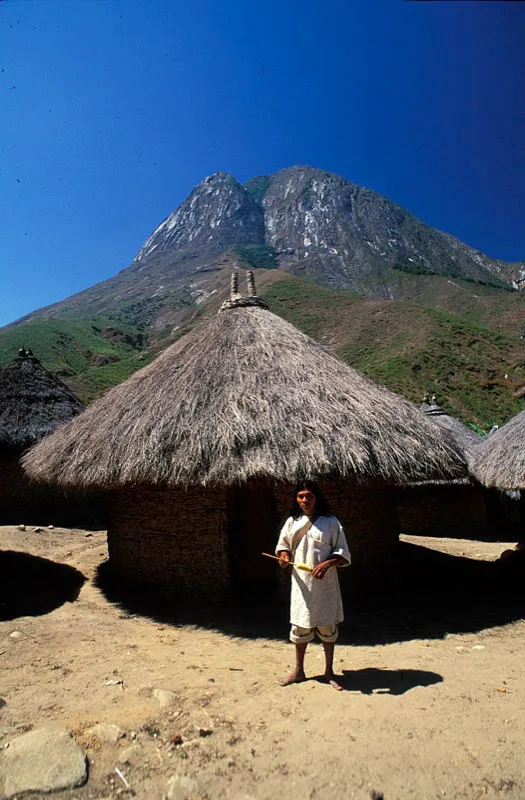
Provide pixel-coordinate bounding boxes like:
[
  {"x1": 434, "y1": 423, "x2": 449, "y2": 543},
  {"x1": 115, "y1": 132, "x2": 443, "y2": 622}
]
[
  {"x1": 261, "y1": 553, "x2": 312, "y2": 572},
  {"x1": 295, "y1": 562, "x2": 313, "y2": 573}
]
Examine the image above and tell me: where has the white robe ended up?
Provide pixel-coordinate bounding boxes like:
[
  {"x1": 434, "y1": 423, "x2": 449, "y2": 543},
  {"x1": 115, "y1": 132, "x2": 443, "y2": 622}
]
[{"x1": 276, "y1": 515, "x2": 351, "y2": 629}]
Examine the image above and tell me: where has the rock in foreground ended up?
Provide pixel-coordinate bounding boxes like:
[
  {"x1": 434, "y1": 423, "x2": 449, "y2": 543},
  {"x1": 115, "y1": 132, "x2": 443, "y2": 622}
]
[{"x1": 0, "y1": 728, "x2": 88, "y2": 799}]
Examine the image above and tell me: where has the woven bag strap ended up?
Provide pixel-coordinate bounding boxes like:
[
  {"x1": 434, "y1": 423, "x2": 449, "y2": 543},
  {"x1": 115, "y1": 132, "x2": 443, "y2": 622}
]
[{"x1": 291, "y1": 519, "x2": 313, "y2": 558}]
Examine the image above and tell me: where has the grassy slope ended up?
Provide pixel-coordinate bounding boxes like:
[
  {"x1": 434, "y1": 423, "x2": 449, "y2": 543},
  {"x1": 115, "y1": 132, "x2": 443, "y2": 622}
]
[
  {"x1": 0, "y1": 316, "x2": 148, "y2": 402},
  {"x1": 0, "y1": 317, "x2": 131, "y2": 372},
  {"x1": 261, "y1": 275, "x2": 524, "y2": 429},
  {"x1": 0, "y1": 271, "x2": 523, "y2": 426},
  {"x1": 381, "y1": 268, "x2": 524, "y2": 334}
]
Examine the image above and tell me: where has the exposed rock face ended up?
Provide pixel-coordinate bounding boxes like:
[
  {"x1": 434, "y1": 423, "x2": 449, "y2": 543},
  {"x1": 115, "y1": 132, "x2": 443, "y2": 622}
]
[
  {"x1": 260, "y1": 166, "x2": 517, "y2": 291},
  {"x1": 12, "y1": 166, "x2": 521, "y2": 330},
  {"x1": 510, "y1": 264, "x2": 525, "y2": 290},
  {"x1": 135, "y1": 171, "x2": 265, "y2": 265}
]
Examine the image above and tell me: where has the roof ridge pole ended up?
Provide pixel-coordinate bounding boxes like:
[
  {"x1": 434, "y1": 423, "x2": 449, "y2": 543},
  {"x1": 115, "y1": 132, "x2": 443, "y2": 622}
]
[{"x1": 246, "y1": 270, "x2": 256, "y2": 297}]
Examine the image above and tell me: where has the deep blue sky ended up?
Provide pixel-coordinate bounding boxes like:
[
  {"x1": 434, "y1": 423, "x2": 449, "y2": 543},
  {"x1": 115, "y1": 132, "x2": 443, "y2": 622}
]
[{"x1": 1, "y1": 0, "x2": 524, "y2": 326}]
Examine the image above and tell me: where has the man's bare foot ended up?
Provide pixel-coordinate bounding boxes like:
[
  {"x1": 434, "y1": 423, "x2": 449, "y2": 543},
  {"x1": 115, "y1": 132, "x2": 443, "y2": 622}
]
[
  {"x1": 279, "y1": 669, "x2": 306, "y2": 686},
  {"x1": 323, "y1": 672, "x2": 343, "y2": 691}
]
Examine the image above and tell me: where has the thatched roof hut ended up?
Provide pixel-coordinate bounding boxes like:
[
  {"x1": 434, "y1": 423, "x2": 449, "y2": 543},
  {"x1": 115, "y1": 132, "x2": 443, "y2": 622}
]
[
  {"x1": 0, "y1": 348, "x2": 83, "y2": 449},
  {"x1": 23, "y1": 273, "x2": 466, "y2": 599},
  {"x1": 420, "y1": 396, "x2": 481, "y2": 460},
  {"x1": 24, "y1": 285, "x2": 465, "y2": 489},
  {"x1": 396, "y1": 395, "x2": 483, "y2": 540},
  {"x1": 0, "y1": 349, "x2": 103, "y2": 526},
  {"x1": 469, "y1": 410, "x2": 525, "y2": 490},
  {"x1": 397, "y1": 397, "x2": 521, "y2": 541}
]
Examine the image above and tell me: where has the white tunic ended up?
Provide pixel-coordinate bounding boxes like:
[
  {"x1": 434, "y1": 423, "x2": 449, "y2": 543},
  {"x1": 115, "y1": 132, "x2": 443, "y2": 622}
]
[{"x1": 276, "y1": 515, "x2": 351, "y2": 629}]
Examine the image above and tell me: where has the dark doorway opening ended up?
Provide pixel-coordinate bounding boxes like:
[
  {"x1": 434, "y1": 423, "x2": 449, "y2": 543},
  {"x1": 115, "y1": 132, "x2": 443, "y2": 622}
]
[{"x1": 227, "y1": 482, "x2": 279, "y2": 597}]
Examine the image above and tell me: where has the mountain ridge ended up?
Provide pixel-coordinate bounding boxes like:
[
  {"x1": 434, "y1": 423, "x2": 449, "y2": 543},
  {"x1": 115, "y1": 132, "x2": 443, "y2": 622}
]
[{"x1": 8, "y1": 165, "x2": 523, "y2": 332}]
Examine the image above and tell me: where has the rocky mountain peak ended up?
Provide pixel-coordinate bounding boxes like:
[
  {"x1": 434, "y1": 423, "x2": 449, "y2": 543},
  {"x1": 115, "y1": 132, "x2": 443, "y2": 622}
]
[
  {"x1": 128, "y1": 164, "x2": 521, "y2": 295},
  {"x1": 261, "y1": 167, "x2": 356, "y2": 272},
  {"x1": 135, "y1": 171, "x2": 265, "y2": 265}
]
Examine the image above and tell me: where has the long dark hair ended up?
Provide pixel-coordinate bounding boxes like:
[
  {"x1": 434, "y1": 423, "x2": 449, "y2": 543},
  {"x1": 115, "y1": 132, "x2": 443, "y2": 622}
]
[{"x1": 290, "y1": 480, "x2": 331, "y2": 520}]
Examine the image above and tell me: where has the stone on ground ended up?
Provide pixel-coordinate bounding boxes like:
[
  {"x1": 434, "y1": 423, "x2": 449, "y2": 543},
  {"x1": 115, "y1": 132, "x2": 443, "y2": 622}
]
[
  {"x1": 166, "y1": 773, "x2": 200, "y2": 800},
  {"x1": 87, "y1": 723, "x2": 125, "y2": 744},
  {"x1": 0, "y1": 728, "x2": 88, "y2": 799},
  {"x1": 153, "y1": 688, "x2": 178, "y2": 707},
  {"x1": 118, "y1": 744, "x2": 143, "y2": 765}
]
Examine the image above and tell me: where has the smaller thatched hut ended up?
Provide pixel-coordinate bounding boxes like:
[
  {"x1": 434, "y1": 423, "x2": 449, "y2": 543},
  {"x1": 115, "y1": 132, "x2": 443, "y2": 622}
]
[
  {"x1": 469, "y1": 410, "x2": 525, "y2": 491},
  {"x1": 0, "y1": 348, "x2": 84, "y2": 447},
  {"x1": 24, "y1": 274, "x2": 467, "y2": 601},
  {"x1": 0, "y1": 349, "x2": 103, "y2": 526},
  {"x1": 420, "y1": 395, "x2": 482, "y2": 460},
  {"x1": 469, "y1": 410, "x2": 525, "y2": 539},
  {"x1": 468, "y1": 411, "x2": 525, "y2": 543},
  {"x1": 396, "y1": 397, "x2": 488, "y2": 539}
]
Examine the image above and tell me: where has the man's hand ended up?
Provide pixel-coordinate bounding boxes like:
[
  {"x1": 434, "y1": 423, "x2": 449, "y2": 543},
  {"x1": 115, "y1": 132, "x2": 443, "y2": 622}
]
[
  {"x1": 312, "y1": 555, "x2": 347, "y2": 578},
  {"x1": 312, "y1": 559, "x2": 335, "y2": 579},
  {"x1": 278, "y1": 550, "x2": 291, "y2": 568}
]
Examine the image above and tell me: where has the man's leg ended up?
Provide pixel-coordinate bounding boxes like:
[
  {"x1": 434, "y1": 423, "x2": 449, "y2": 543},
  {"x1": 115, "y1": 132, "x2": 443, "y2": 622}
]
[
  {"x1": 318, "y1": 626, "x2": 343, "y2": 691},
  {"x1": 280, "y1": 626, "x2": 313, "y2": 686},
  {"x1": 321, "y1": 641, "x2": 343, "y2": 690},
  {"x1": 279, "y1": 642, "x2": 308, "y2": 686}
]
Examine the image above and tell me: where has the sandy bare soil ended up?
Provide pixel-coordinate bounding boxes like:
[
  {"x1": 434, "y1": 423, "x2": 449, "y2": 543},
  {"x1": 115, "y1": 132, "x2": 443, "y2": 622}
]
[{"x1": 1, "y1": 525, "x2": 525, "y2": 800}]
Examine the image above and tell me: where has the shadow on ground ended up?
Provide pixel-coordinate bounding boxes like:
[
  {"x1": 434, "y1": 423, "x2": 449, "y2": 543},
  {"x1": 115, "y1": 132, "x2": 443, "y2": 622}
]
[
  {"x1": 94, "y1": 539, "x2": 525, "y2": 644},
  {"x1": 344, "y1": 540, "x2": 525, "y2": 646},
  {"x1": 320, "y1": 668, "x2": 443, "y2": 694},
  {"x1": 0, "y1": 550, "x2": 86, "y2": 621}
]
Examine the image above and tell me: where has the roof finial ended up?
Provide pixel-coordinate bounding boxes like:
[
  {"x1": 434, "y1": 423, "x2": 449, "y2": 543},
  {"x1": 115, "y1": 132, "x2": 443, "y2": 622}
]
[
  {"x1": 230, "y1": 271, "x2": 240, "y2": 299},
  {"x1": 421, "y1": 391, "x2": 445, "y2": 418},
  {"x1": 219, "y1": 270, "x2": 269, "y2": 313},
  {"x1": 246, "y1": 270, "x2": 256, "y2": 297},
  {"x1": 18, "y1": 346, "x2": 34, "y2": 359}
]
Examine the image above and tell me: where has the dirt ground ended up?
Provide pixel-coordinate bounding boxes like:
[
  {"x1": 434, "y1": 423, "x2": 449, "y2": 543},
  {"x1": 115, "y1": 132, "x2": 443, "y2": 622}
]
[{"x1": 1, "y1": 525, "x2": 525, "y2": 800}]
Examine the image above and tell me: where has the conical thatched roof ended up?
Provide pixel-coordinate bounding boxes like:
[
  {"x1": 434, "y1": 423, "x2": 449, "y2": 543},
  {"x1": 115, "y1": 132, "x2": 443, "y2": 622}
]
[
  {"x1": 420, "y1": 397, "x2": 481, "y2": 459},
  {"x1": 0, "y1": 349, "x2": 84, "y2": 449},
  {"x1": 469, "y1": 410, "x2": 525, "y2": 490},
  {"x1": 24, "y1": 278, "x2": 466, "y2": 488}
]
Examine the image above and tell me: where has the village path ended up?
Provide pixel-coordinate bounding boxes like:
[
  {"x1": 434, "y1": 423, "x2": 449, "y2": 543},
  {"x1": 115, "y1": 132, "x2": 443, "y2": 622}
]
[{"x1": 1, "y1": 525, "x2": 525, "y2": 800}]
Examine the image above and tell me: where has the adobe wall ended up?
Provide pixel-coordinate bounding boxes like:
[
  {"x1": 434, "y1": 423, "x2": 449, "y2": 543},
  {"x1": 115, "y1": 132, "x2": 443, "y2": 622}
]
[
  {"x1": 108, "y1": 485, "x2": 229, "y2": 601},
  {"x1": 107, "y1": 479, "x2": 400, "y2": 602},
  {"x1": 396, "y1": 483, "x2": 488, "y2": 539},
  {"x1": 0, "y1": 450, "x2": 106, "y2": 528}
]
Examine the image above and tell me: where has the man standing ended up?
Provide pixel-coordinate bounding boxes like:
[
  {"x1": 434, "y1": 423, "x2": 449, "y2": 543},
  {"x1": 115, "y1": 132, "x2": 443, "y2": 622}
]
[{"x1": 276, "y1": 481, "x2": 350, "y2": 690}]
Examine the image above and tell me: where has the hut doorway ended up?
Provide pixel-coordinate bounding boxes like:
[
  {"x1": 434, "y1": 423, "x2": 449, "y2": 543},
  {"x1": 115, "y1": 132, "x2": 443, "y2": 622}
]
[{"x1": 227, "y1": 482, "x2": 279, "y2": 597}]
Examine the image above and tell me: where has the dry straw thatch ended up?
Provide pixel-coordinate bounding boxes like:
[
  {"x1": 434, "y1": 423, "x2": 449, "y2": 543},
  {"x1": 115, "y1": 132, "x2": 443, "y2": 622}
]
[
  {"x1": 0, "y1": 349, "x2": 84, "y2": 449},
  {"x1": 469, "y1": 410, "x2": 525, "y2": 490},
  {"x1": 24, "y1": 276, "x2": 466, "y2": 489}
]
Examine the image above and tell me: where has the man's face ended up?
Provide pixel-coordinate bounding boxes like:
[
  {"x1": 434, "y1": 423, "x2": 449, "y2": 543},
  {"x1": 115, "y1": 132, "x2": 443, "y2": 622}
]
[{"x1": 296, "y1": 489, "x2": 316, "y2": 516}]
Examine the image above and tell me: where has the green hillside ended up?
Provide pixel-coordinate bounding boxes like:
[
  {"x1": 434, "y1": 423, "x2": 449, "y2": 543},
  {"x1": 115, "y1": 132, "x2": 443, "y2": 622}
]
[
  {"x1": 0, "y1": 316, "x2": 150, "y2": 402},
  {"x1": 261, "y1": 276, "x2": 524, "y2": 429}
]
